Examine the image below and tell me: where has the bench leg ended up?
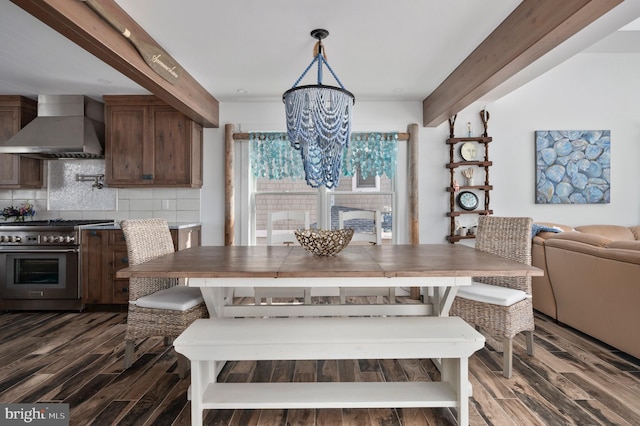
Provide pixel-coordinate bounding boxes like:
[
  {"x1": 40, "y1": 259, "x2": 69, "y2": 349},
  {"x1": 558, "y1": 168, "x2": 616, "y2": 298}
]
[
  {"x1": 190, "y1": 360, "x2": 213, "y2": 426},
  {"x1": 177, "y1": 353, "x2": 189, "y2": 379},
  {"x1": 441, "y1": 357, "x2": 469, "y2": 426}
]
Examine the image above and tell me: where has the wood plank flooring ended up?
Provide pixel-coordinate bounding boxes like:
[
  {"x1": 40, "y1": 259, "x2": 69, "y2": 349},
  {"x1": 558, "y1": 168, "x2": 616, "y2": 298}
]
[{"x1": 1, "y1": 297, "x2": 639, "y2": 425}]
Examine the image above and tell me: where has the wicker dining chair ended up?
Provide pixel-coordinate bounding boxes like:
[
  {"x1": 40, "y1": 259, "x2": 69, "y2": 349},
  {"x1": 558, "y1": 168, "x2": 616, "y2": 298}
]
[
  {"x1": 120, "y1": 218, "x2": 208, "y2": 378},
  {"x1": 450, "y1": 216, "x2": 534, "y2": 378}
]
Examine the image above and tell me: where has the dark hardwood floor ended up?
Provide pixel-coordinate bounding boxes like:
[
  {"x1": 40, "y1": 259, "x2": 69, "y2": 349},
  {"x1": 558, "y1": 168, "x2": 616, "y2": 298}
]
[{"x1": 1, "y1": 297, "x2": 639, "y2": 425}]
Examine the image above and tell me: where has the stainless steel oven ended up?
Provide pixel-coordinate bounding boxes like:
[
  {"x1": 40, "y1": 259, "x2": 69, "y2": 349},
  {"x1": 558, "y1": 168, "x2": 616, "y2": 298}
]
[
  {"x1": 1, "y1": 248, "x2": 79, "y2": 299},
  {"x1": 0, "y1": 220, "x2": 113, "y2": 310}
]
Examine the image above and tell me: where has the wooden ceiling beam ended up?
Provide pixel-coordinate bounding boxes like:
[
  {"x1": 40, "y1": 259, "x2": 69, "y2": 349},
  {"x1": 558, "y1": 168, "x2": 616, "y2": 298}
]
[
  {"x1": 422, "y1": 0, "x2": 622, "y2": 128},
  {"x1": 11, "y1": 0, "x2": 219, "y2": 128}
]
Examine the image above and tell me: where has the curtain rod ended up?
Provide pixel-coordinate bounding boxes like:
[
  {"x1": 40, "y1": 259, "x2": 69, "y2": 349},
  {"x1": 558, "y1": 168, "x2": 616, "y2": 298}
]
[{"x1": 232, "y1": 132, "x2": 409, "y2": 141}]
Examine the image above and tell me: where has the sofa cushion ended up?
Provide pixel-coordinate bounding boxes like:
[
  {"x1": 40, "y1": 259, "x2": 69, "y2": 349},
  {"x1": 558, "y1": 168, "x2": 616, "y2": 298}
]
[
  {"x1": 629, "y1": 226, "x2": 640, "y2": 240},
  {"x1": 133, "y1": 285, "x2": 204, "y2": 311},
  {"x1": 456, "y1": 282, "x2": 529, "y2": 307},
  {"x1": 606, "y1": 240, "x2": 640, "y2": 251},
  {"x1": 546, "y1": 236, "x2": 640, "y2": 264},
  {"x1": 574, "y1": 224, "x2": 635, "y2": 241},
  {"x1": 547, "y1": 231, "x2": 612, "y2": 247}
]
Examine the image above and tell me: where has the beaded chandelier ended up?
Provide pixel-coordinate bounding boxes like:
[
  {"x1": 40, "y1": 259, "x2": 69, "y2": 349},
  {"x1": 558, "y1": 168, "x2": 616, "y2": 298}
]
[{"x1": 283, "y1": 29, "x2": 355, "y2": 189}]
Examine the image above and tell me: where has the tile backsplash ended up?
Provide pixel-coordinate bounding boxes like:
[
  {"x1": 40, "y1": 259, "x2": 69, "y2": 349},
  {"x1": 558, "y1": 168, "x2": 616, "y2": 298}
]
[
  {"x1": 48, "y1": 160, "x2": 117, "y2": 211},
  {"x1": 0, "y1": 160, "x2": 200, "y2": 222}
]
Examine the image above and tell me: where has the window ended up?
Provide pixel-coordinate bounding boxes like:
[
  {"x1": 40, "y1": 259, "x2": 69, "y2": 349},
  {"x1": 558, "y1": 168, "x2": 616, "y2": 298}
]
[
  {"x1": 253, "y1": 176, "x2": 394, "y2": 245},
  {"x1": 352, "y1": 165, "x2": 381, "y2": 192},
  {"x1": 236, "y1": 132, "x2": 408, "y2": 246},
  {"x1": 254, "y1": 178, "x2": 316, "y2": 246}
]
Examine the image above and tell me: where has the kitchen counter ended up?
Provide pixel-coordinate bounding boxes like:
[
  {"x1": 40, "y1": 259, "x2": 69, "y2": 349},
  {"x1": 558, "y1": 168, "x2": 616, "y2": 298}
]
[
  {"x1": 80, "y1": 221, "x2": 201, "y2": 230},
  {"x1": 81, "y1": 222, "x2": 201, "y2": 306}
]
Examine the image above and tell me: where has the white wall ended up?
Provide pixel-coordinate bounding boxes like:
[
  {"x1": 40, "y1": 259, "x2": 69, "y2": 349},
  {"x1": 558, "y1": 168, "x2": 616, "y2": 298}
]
[
  {"x1": 199, "y1": 51, "x2": 640, "y2": 245},
  {"x1": 481, "y1": 53, "x2": 639, "y2": 228}
]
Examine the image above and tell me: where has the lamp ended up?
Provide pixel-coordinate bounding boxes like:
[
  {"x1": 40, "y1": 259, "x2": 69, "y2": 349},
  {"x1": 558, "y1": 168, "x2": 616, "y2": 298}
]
[{"x1": 283, "y1": 29, "x2": 355, "y2": 189}]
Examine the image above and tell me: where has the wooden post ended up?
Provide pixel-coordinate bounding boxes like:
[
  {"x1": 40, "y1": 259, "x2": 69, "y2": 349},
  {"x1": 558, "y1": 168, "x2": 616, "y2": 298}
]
[
  {"x1": 225, "y1": 124, "x2": 234, "y2": 246},
  {"x1": 407, "y1": 123, "x2": 421, "y2": 300}
]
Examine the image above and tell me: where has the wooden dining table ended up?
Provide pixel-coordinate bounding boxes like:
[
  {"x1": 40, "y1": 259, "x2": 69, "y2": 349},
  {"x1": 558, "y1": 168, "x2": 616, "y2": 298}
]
[
  {"x1": 117, "y1": 243, "x2": 542, "y2": 425},
  {"x1": 116, "y1": 243, "x2": 543, "y2": 317}
]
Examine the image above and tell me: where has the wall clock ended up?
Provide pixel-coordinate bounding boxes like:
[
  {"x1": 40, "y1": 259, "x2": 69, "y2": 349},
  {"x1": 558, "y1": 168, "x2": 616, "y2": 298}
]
[
  {"x1": 460, "y1": 142, "x2": 477, "y2": 161},
  {"x1": 456, "y1": 191, "x2": 479, "y2": 211}
]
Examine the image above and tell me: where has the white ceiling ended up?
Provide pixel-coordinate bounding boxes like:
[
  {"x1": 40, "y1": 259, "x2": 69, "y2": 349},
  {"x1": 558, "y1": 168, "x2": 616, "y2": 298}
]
[{"x1": 1, "y1": 1, "x2": 640, "y2": 107}]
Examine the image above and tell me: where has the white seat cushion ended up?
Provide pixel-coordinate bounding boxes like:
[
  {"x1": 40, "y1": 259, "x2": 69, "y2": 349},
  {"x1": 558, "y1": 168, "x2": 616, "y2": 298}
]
[
  {"x1": 133, "y1": 286, "x2": 204, "y2": 311},
  {"x1": 456, "y1": 281, "x2": 530, "y2": 307}
]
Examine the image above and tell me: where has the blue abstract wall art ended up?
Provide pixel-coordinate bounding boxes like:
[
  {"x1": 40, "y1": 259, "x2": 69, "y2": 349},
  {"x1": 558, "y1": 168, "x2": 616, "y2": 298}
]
[{"x1": 535, "y1": 130, "x2": 610, "y2": 204}]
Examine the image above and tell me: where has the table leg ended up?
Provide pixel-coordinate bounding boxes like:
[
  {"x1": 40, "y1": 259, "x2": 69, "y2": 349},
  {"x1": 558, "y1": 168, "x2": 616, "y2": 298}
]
[
  {"x1": 199, "y1": 287, "x2": 225, "y2": 318},
  {"x1": 430, "y1": 286, "x2": 441, "y2": 315},
  {"x1": 439, "y1": 285, "x2": 459, "y2": 317}
]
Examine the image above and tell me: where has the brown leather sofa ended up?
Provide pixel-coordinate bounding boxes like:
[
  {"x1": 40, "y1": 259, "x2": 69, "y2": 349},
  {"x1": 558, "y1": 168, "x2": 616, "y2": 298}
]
[{"x1": 532, "y1": 223, "x2": 640, "y2": 359}]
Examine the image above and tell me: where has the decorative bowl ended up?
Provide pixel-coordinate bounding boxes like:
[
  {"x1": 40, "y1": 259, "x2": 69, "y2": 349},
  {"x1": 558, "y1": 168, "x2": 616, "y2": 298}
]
[{"x1": 294, "y1": 228, "x2": 354, "y2": 256}]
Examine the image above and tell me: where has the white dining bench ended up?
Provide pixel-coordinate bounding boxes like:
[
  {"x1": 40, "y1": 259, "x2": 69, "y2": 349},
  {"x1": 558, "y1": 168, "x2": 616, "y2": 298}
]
[{"x1": 174, "y1": 315, "x2": 485, "y2": 426}]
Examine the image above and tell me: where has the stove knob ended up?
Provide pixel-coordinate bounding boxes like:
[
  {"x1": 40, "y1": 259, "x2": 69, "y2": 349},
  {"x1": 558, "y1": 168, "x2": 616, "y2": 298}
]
[
  {"x1": 0, "y1": 236, "x2": 4, "y2": 243},
  {"x1": 6, "y1": 236, "x2": 13, "y2": 243},
  {"x1": 42, "y1": 235, "x2": 48, "y2": 243},
  {"x1": 14, "y1": 236, "x2": 21, "y2": 243},
  {"x1": 67, "y1": 236, "x2": 75, "y2": 243},
  {"x1": 57, "y1": 236, "x2": 65, "y2": 243}
]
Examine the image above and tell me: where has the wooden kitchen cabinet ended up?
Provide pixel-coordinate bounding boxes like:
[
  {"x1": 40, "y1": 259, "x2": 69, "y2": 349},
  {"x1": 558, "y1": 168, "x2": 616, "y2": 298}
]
[
  {"x1": 81, "y1": 228, "x2": 126, "y2": 305},
  {"x1": 81, "y1": 229, "x2": 108, "y2": 305},
  {"x1": 0, "y1": 96, "x2": 43, "y2": 189},
  {"x1": 81, "y1": 224, "x2": 201, "y2": 306},
  {"x1": 103, "y1": 95, "x2": 203, "y2": 188},
  {"x1": 107, "y1": 230, "x2": 130, "y2": 304}
]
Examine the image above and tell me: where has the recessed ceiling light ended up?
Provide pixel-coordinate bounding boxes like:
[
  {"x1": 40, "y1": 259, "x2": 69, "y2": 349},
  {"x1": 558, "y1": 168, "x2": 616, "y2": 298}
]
[
  {"x1": 237, "y1": 89, "x2": 248, "y2": 94},
  {"x1": 392, "y1": 88, "x2": 404, "y2": 94}
]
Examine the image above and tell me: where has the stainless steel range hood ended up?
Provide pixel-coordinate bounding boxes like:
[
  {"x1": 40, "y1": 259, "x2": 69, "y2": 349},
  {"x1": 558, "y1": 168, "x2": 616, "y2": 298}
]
[{"x1": 0, "y1": 95, "x2": 105, "y2": 159}]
